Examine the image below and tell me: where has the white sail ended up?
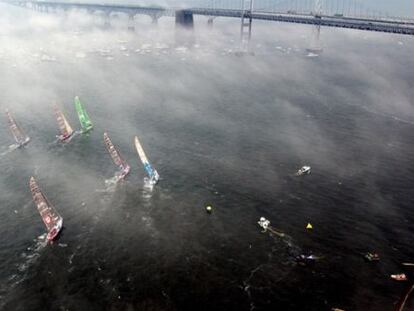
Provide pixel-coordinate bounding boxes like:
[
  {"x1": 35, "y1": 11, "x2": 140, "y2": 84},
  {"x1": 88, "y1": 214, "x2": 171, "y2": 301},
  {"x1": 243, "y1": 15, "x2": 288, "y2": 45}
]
[{"x1": 134, "y1": 136, "x2": 159, "y2": 183}]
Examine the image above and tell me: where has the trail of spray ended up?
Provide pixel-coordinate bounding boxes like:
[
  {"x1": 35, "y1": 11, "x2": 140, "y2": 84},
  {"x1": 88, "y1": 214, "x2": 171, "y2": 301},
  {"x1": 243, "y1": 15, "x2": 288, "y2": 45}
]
[
  {"x1": 0, "y1": 143, "x2": 20, "y2": 157},
  {"x1": 395, "y1": 282, "x2": 414, "y2": 311},
  {"x1": 0, "y1": 233, "x2": 48, "y2": 309}
]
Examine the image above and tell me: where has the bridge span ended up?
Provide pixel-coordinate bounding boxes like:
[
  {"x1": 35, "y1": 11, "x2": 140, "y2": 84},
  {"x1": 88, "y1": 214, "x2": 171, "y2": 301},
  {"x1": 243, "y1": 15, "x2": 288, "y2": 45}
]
[{"x1": 2, "y1": 0, "x2": 414, "y2": 36}]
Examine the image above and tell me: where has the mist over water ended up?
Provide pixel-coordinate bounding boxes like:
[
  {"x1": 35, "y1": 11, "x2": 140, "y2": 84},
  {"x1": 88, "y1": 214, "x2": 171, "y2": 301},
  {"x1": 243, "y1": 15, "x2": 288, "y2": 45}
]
[{"x1": 1, "y1": 4, "x2": 414, "y2": 311}]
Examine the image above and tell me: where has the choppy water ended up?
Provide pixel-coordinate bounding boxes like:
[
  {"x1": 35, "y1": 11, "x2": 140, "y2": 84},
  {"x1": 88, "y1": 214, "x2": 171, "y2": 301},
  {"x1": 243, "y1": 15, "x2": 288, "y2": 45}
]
[{"x1": 0, "y1": 5, "x2": 414, "y2": 311}]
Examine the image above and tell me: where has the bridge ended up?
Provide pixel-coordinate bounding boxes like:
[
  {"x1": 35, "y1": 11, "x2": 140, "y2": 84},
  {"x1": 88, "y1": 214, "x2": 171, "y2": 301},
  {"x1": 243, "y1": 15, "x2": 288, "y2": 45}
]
[{"x1": 2, "y1": 0, "x2": 414, "y2": 40}]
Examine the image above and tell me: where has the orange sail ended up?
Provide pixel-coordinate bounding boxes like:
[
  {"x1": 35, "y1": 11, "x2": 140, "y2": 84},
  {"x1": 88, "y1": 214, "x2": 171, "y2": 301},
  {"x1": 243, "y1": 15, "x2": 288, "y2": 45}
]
[{"x1": 54, "y1": 106, "x2": 73, "y2": 139}]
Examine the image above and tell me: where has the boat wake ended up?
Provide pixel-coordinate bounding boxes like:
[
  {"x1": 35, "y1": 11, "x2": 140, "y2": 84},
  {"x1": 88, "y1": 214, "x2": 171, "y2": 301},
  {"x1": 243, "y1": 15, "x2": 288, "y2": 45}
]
[
  {"x1": 52, "y1": 130, "x2": 80, "y2": 145},
  {"x1": 105, "y1": 175, "x2": 119, "y2": 189},
  {"x1": 142, "y1": 178, "x2": 155, "y2": 197},
  {"x1": 97, "y1": 176, "x2": 118, "y2": 193},
  {"x1": 241, "y1": 219, "x2": 303, "y2": 310},
  {"x1": 0, "y1": 234, "x2": 47, "y2": 308},
  {"x1": 0, "y1": 143, "x2": 20, "y2": 157},
  {"x1": 96, "y1": 173, "x2": 123, "y2": 194}
]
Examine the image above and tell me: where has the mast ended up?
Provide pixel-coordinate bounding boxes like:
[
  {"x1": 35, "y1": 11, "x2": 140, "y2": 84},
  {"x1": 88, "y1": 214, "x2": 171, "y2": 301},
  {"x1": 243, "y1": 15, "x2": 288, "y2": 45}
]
[
  {"x1": 104, "y1": 132, "x2": 126, "y2": 168},
  {"x1": 5, "y1": 109, "x2": 27, "y2": 144},
  {"x1": 134, "y1": 136, "x2": 158, "y2": 180},
  {"x1": 54, "y1": 106, "x2": 73, "y2": 137},
  {"x1": 29, "y1": 177, "x2": 62, "y2": 232},
  {"x1": 135, "y1": 136, "x2": 150, "y2": 164},
  {"x1": 75, "y1": 96, "x2": 93, "y2": 130}
]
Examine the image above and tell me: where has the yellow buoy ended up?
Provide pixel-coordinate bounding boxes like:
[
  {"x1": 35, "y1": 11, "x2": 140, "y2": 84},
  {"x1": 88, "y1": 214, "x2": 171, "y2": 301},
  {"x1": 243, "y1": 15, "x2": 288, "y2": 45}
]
[
  {"x1": 306, "y1": 223, "x2": 313, "y2": 230},
  {"x1": 206, "y1": 205, "x2": 212, "y2": 213}
]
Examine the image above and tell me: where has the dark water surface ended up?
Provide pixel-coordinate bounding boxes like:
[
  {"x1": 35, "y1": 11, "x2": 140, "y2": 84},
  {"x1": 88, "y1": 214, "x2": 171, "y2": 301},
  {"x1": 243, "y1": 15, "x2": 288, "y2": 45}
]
[{"x1": 0, "y1": 5, "x2": 414, "y2": 311}]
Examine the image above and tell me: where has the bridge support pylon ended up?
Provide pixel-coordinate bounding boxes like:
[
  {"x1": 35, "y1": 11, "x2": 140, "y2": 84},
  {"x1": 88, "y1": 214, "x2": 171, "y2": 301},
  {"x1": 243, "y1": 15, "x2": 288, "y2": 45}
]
[
  {"x1": 150, "y1": 15, "x2": 159, "y2": 25},
  {"x1": 240, "y1": 0, "x2": 254, "y2": 48},
  {"x1": 307, "y1": 0, "x2": 323, "y2": 54},
  {"x1": 207, "y1": 17, "x2": 214, "y2": 28},
  {"x1": 175, "y1": 10, "x2": 194, "y2": 29},
  {"x1": 128, "y1": 14, "x2": 135, "y2": 31},
  {"x1": 103, "y1": 12, "x2": 111, "y2": 29}
]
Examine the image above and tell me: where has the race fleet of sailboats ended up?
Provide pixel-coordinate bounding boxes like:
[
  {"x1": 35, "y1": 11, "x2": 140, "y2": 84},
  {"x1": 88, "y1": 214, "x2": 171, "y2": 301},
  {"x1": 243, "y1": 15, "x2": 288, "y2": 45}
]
[{"x1": 2, "y1": 96, "x2": 161, "y2": 243}]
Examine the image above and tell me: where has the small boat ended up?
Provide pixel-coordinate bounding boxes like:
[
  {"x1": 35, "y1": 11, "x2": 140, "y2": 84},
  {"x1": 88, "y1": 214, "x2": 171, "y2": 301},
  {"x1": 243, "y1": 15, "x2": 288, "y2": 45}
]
[
  {"x1": 104, "y1": 132, "x2": 130, "y2": 181},
  {"x1": 258, "y1": 217, "x2": 285, "y2": 237},
  {"x1": 295, "y1": 166, "x2": 311, "y2": 176},
  {"x1": 258, "y1": 217, "x2": 271, "y2": 231},
  {"x1": 74, "y1": 96, "x2": 93, "y2": 133},
  {"x1": 54, "y1": 105, "x2": 74, "y2": 142},
  {"x1": 391, "y1": 274, "x2": 408, "y2": 281},
  {"x1": 29, "y1": 177, "x2": 63, "y2": 241},
  {"x1": 134, "y1": 136, "x2": 159, "y2": 185},
  {"x1": 364, "y1": 252, "x2": 380, "y2": 262},
  {"x1": 5, "y1": 109, "x2": 30, "y2": 147},
  {"x1": 296, "y1": 254, "x2": 323, "y2": 265}
]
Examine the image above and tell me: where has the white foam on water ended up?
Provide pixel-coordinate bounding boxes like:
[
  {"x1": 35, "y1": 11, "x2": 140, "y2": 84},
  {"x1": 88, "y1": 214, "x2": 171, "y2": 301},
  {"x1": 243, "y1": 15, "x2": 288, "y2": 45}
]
[{"x1": 0, "y1": 143, "x2": 19, "y2": 157}]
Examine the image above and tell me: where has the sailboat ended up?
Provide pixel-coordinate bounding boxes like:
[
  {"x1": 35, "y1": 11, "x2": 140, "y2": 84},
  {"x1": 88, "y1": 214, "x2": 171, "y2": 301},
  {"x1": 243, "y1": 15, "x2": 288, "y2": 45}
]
[
  {"x1": 104, "y1": 132, "x2": 130, "y2": 180},
  {"x1": 134, "y1": 136, "x2": 159, "y2": 185},
  {"x1": 5, "y1": 109, "x2": 30, "y2": 147},
  {"x1": 29, "y1": 177, "x2": 63, "y2": 241},
  {"x1": 54, "y1": 105, "x2": 74, "y2": 142},
  {"x1": 74, "y1": 96, "x2": 93, "y2": 133}
]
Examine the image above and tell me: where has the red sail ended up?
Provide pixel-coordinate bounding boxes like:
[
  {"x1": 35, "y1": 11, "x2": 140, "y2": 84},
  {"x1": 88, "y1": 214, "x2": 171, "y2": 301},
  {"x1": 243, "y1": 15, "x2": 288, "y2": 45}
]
[
  {"x1": 103, "y1": 132, "x2": 126, "y2": 168},
  {"x1": 5, "y1": 109, "x2": 27, "y2": 144},
  {"x1": 29, "y1": 177, "x2": 62, "y2": 234}
]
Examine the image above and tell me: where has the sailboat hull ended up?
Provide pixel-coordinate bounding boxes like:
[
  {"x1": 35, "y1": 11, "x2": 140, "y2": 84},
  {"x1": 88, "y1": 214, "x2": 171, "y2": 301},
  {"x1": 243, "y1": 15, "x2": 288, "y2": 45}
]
[
  {"x1": 81, "y1": 126, "x2": 93, "y2": 134},
  {"x1": 57, "y1": 132, "x2": 75, "y2": 142},
  {"x1": 47, "y1": 218, "x2": 63, "y2": 241},
  {"x1": 116, "y1": 164, "x2": 130, "y2": 181},
  {"x1": 17, "y1": 136, "x2": 31, "y2": 148}
]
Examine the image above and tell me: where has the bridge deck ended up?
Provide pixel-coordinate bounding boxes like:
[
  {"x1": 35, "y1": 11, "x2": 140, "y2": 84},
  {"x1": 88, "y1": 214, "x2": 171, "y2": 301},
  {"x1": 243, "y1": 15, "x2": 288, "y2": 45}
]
[{"x1": 3, "y1": 0, "x2": 414, "y2": 36}]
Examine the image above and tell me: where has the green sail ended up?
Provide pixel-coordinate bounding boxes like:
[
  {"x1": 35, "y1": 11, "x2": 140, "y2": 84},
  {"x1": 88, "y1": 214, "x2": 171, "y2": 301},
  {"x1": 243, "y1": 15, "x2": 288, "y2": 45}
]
[{"x1": 74, "y1": 96, "x2": 93, "y2": 133}]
